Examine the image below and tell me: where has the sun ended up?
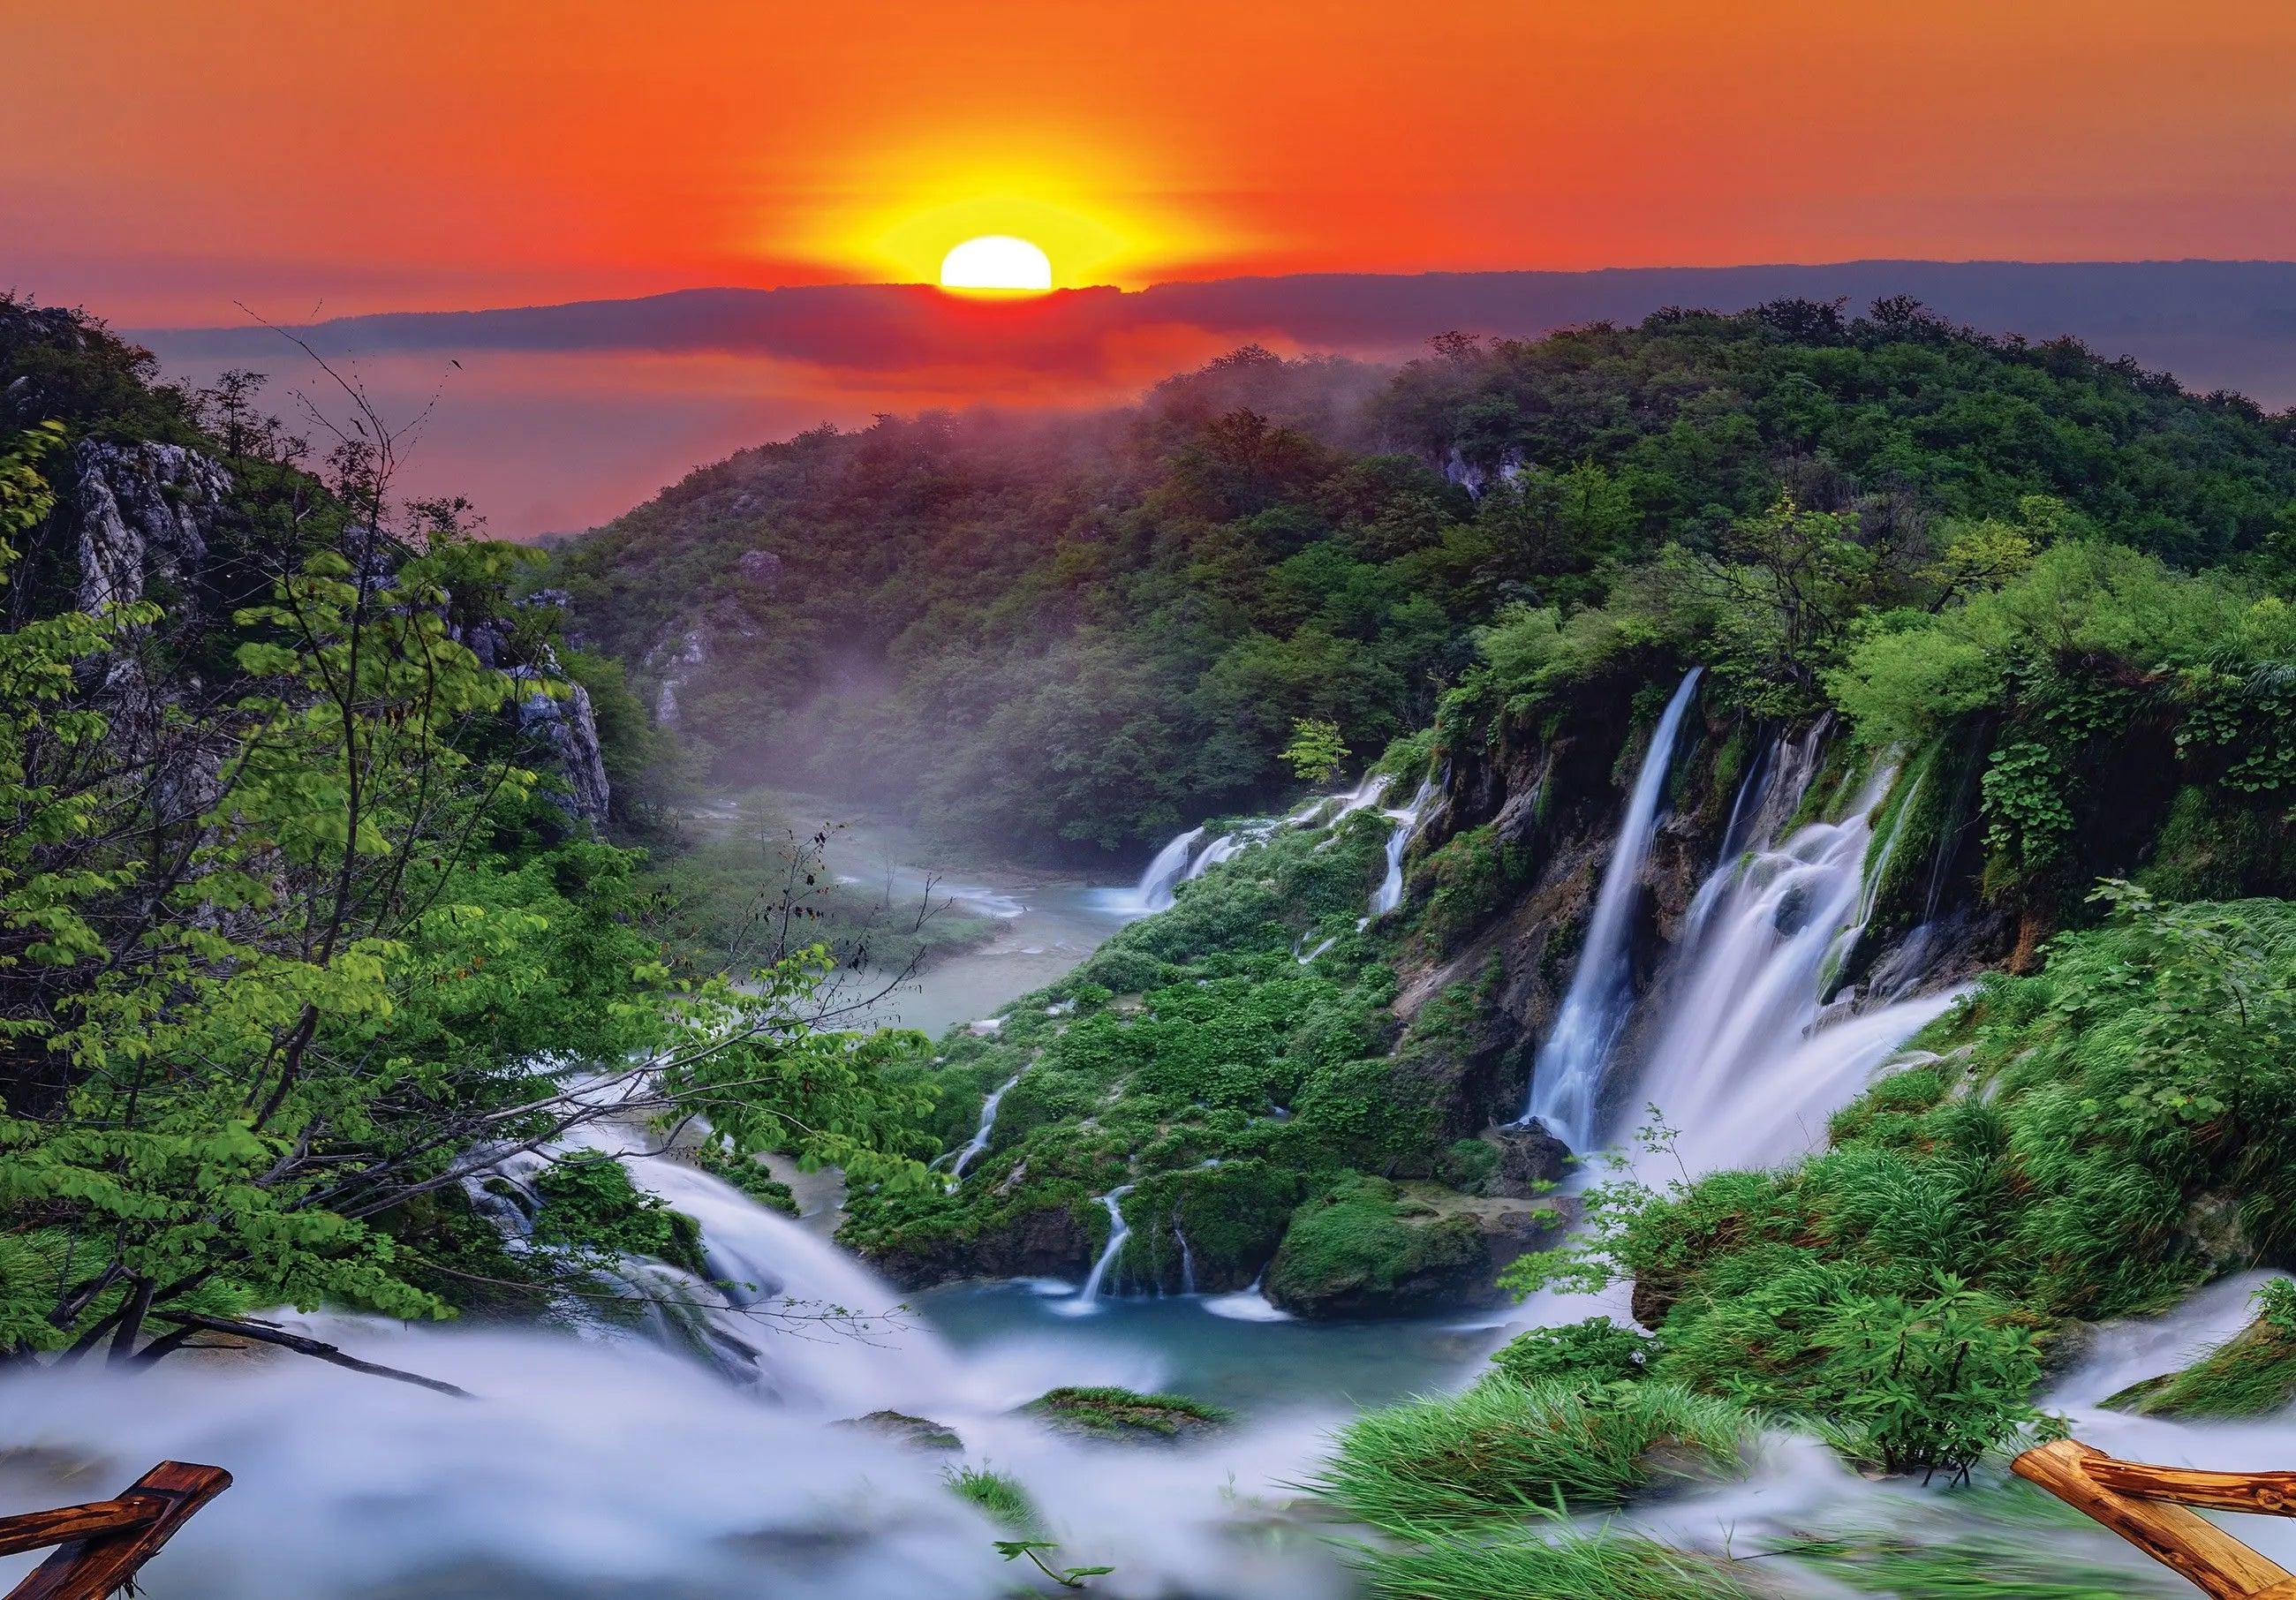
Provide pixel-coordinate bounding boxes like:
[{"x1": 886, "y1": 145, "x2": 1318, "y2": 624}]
[{"x1": 940, "y1": 235, "x2": 1054, "y2": 294}]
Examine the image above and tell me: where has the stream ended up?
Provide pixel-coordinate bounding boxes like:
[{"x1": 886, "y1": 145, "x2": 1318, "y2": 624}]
[{"x1": 0, "y1": 771, "x2": 2280, "y2": 1597}]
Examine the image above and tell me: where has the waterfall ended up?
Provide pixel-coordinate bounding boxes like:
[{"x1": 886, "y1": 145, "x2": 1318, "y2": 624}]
[
  {"x1": 1628, "y1": 765, "x2": 1963, "y2": 1176},
  {"x1": 1366, "y1": 778, "x2": 1439, "y2": 919},
  {"x1": 1122, "y1": 826, "x2": 1205, "y2": 913},
  {"x1": 1522, "y1": 668, "x2": 1703, "y2": 1144},
  {"x1": 947, "y1": 1072, "x2": 1022, "y2": 1180},
  {"x1": 1177, "y1": 1222, "x2": 1197, "y2": 1294},
  {"x1": 1052, "y1": 1185, "x2": 1137, "y2": 1316}
]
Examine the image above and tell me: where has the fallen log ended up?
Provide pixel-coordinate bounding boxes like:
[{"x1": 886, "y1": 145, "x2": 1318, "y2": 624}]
[
  {"x1": 0, "y1": 1460, "x2": 230, "y2": 1600},
  {"x1": 2013, "y1": 1438, "x2": 2296, "y2": 1599}
]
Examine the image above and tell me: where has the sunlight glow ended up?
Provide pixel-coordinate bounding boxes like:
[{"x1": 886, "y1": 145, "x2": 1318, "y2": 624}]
[{"x1": 939, "y1": 235, "x2": 1054, "y2": 293}]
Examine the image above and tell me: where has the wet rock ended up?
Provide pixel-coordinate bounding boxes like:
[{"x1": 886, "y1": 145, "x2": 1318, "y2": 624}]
[
  {"x1": 1489, "y1": 1121, "x2": 1572, "y2": 1196},
  {"x1": 834, "y1": 1409, "x2": 963, "y2": 1452},
  {"x1": 862, "y1": 1203, "x2": 1093, "y2": 1290}
]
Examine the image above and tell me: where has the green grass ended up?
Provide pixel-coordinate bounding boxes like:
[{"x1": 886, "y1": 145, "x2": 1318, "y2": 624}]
[
  {"x1": 1311, "y1": 1377, "x2": 1753, "y2": 1529},
  {"x1": 1356, "y1": 1527, "x2": 1756, "y2": 1600},
  {"x1": 1783, "y1": 1528, "x2": 2182, "y2": 1599},
  {"x1": 2108, "y1": 1287, "x2": 2296, "y2": 1418},
  {"x1": 943, "y1": 1464, "x2": 1037, "y2": 1531},
  {"x1": 1023, "y1": 1385, "x2": 1235, "y2": 1442}
]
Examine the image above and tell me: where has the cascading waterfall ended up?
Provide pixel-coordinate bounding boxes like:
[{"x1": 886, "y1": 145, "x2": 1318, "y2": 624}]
[
  {"x1": 1365, "y1": 778, "x2": 1439, "y2": 920},
  {"x1": 947, "y1": 1072, "x2": 1022, "y2": 1180},
  {"x1": 1522, "y1": 668, "x2": 1703, "y2": 1145},
  {"x1": 1122, "y1": 826, "x2": 1205, "y2": 913},
  {"x1": 1053, "y1": 1185, "x2": 1137, "y2": 1316},
  {"x1": 1176, "y1": 1222, "x2": 1197, "y2": 1294},
  {"x1": 1626, "y1": 760, "x2": 1962, "y2": 1177}
]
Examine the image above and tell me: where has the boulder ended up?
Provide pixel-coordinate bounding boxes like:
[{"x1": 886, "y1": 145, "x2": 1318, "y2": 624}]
[
  {"x1": 834, "y1": 1410, "x2": 963, "y2": 1452},
  {"x1": 1490, "y1": 1121, "x2": 1572, "y2": 1196}
]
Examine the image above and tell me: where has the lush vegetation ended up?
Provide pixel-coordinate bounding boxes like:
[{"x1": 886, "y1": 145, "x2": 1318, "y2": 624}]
[
  {"x1": 555, "y1": 302, "x2": 2296, "y2": 866},
  {"x1": 0, "y1": 299, "x2": 939, "y2": 1378}
]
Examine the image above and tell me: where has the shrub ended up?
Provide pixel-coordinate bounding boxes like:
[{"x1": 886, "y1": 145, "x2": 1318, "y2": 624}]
[
  {"x1": 1489, "y1": 1317, "x2": 1658, "y2": 1388},
  {"x1": 532, "y1": 1155, "x2": 707, "y2": 1276}
]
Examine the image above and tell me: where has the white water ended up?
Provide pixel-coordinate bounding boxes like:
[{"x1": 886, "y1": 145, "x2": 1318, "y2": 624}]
[
  {"x1": 946, "y1": 1072, "x2": 1022, "y2": 1180},
  {"x1": 1628, "y1": 763, "x2": 1961, "y2": 1174},
  {"x1": 1522, "y1": 668, "x2": 1703, "y2": 1144},
  {"x1": 1365, "y1": 778, "x2": 1439, "y2": 919},
  {"x1": 1114, "y1": 826, "x2": 1205, "y2": 915},
  {"x1": 1054, "y1": 1186, "x2": 1138, "y2": 1316}
]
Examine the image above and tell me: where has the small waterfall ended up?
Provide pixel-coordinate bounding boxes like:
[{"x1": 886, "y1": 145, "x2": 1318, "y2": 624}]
[
  {"x1": 1176, "y1": 1222, "x2": 1197, "y2": 1294},
  {"x1": 1053, "y1": 1185, "x2": 1136, "y2": 1316},
  {"x1": 1522, "y1": 668, "x2": 1703, "y2": 1144},
  {"x1": 1366, "y1": 778, "x2": 1439, "y2": 919},
  {"x1": 1124, "y1": 826, "x2": 1205, "y2": 913},
  {"x1": 1203, "y1": 1269, "x2": 1292, "y2": 1323},
  {"x1": 948, "y1": 1072, "x2": 1023, "y2": 1180},
  {"x1": 1630, "y1": 766, "x2": 1962, "y2": 1176}
]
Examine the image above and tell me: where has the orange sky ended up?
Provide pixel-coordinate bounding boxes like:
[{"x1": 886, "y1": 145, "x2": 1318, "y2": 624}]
[{"x1": 9, "y1": 0, "x2": 2296, "y2": 325}]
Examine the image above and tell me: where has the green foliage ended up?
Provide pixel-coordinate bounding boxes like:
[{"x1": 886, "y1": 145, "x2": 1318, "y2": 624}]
[
  {"x1": 1488, "y1": 1317, "x2": 1657, "y2": 1388},
  {"x1": 944, "y1": 1464, "x2": 1037, "y2": 1530},
  {"x1": 0, "y1": 314, "x2": 940, "y2": 1371},
  {"x1": 2107, "y1": 1279, "x2": 2296, "y2": 1418},
  {"x1": 558, "y1": 305, "x2": 2296, "y2": 860},
  {"x1": 1313, "y1": 1377, "x2": 1752, "y2": 1528},
  {"x1": 1280, "y1": 717, "x2": 1350, "y2": 783},
  {"x1": 1505, "y1": 886, "x2": 2296, "y2": 1479},
  {"x1": 532, "y1": 1155, "x2": 707, "y2": 1277},
  {"x1": 1023, "y1": 1385, "x2": 1234, "y2": 1441},
  {"x1": 1356, "y1": 1529, "x2": 1756, "y2": 1600}
]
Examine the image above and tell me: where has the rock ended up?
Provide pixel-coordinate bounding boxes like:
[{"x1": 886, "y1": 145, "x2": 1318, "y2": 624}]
[
  {"x1": 1490, "y1": 1121, "x2": 1572, "y2": 1196},
  {"x1": 514, "y1": 670, "x2": 611, "y2": 829},
  {"x1": 1265, "y1": 1176, "x2": 1492, "y2": 1318},
  {"x1": 834, "y1": 1410, "x2": 963, "y2": 1452},
  {"x1": 645, "y1": 626, "x2": 708, "y2": 728},
  {"x1": 1022, "y1": 1386, "x2": 1231, "y2": 1445},
  {"x1": 736, "y1": 548, "x2": 782, "y2": 591},
  {"x1": 862, "y1": 1203, "x2": 1094, "y2": 1290},
  {"x1": 71, "y1": 439, "x2": 230, "y2": 616}
]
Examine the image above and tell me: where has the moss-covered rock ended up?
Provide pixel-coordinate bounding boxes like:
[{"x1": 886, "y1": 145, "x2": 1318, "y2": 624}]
[
  {"x1": 1023, "y1": 1385, "x2": 1234, "y2": 1444},
  {"x1": 2106, "y1": 1296, "x2": 2296, "y2": 1418},
  {"x1": 834, "y1": 1409, "x2": 964, "y2": 1452},
  {"x1": 1266, "y1": 1175, "x2": 1563, "y2": 1317}
]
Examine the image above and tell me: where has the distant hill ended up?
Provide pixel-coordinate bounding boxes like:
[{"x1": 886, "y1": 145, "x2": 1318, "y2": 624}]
[{"x1": 142, "y1": 260, "x2": 2296, "y2": 403}]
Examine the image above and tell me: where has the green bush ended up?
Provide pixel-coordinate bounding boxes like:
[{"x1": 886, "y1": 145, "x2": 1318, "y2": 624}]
[
  {"x1": 1488, "y1": 1317, "x2": 1657, "y2": 1388},
  {"x1": 532, "y1": 1155, "x2": 707, "y2": 1276}
]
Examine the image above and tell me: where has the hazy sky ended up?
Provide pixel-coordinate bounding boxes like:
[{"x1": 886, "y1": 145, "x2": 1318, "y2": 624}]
[{"x1": 10, "y1": 0, "x2": 2296, "y2": 324}]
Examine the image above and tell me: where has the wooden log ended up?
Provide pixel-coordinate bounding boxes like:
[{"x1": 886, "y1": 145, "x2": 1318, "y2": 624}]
[
  {"x1": 0, "y1": 1502, "x2": 156, "y2": 1560},
  {"x1": 2013, "y1": 1439, "x2": 2293, "y2": 1599},
  {"x1": 4, "y1": 1461, "x2": 230, "y2": 1600},
  {"x1": 2087, "y1": 1459, "x2": 2296, "y2": 1519}
]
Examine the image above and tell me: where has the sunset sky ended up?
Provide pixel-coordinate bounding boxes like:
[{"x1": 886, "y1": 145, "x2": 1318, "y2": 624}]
[{"x1": 10, "y1": 0, "x2": 2296, "y2": 325}]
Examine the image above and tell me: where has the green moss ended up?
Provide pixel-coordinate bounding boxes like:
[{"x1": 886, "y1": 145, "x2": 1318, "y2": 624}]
[
  {"x1": 1266, "y1": 1175, "x2": 1487, "y2": 1315},
  {"x1": 1023, "y1": 1385, "x2": 1234, "y2": 1443},
  {"x1": 684, "y1": 1143, "x2": 800, "y2": 1216}
]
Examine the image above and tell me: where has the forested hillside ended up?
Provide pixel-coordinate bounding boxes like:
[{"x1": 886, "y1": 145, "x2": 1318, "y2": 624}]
[{"x1": 554, "y1": 299, "x2": 2296, "y2": 862}]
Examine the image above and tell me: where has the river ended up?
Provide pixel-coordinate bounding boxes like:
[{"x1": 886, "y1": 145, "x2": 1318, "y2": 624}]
[{"x1": 0, "y1": 774, "x2": 2265, "y2": 1599}]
